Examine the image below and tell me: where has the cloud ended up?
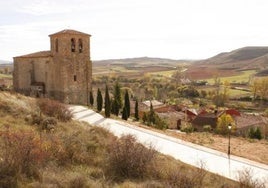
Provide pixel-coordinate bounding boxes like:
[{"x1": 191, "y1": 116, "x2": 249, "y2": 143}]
[
  {"x1": 17, "y1": 0, "x2": 75, "y2": 15},
  {"x1": 1, "y1": 0, "x2": 268, "y2": 61}
]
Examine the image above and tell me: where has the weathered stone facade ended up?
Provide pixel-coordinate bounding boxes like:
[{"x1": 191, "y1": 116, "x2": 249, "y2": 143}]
[{"x1": 13, "y1": 29, "x2": 92, "y2": 105}]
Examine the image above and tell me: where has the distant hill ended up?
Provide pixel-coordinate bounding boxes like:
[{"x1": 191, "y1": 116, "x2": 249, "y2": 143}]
[
  {"x1": 0, "y1": 60, "x2": 12, "y2": 65},
  {"x1": 195, "y1": 46, "x2": 268, "y2": 70},
  {"x1": 93, "y1": 57, "x2": 192, "y2": 67}
]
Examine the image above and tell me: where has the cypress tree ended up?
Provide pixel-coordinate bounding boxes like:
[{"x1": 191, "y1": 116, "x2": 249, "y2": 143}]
[
  {"x1": 122, "y1": 106, "x2": 128, "y2": 120},
  {"x1": 134, "y1": 99, "x2": 139, "y2": 121},
  {"x1": 254, "y1": 127, "x2": 262, "y2": 140},
  {"x1": 112, "y1": 81, "x2": 122, "y2": 116},
  {"x1": 97, "y1": 88, "x2": 103, "y2": 112},
  {"x1": 124, "y1": 90, "x2": 130, "y2": 118},
  {"x1": 89, "y1": 90, "x2": 94, "y2": 106},
  {"x1": 105, "y1": 85, "x2": 111, "y2": 117},
  {"x1": 142, "y1": 113, "x2": 147, "y2": 124},
  {"x1": 148, "y1": 101, "x2": 155, "y2": 125}
]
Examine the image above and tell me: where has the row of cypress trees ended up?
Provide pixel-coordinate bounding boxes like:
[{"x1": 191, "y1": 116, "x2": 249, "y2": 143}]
[{"x1": 89, "y1": 82, "x2": 139, "y2": 121}]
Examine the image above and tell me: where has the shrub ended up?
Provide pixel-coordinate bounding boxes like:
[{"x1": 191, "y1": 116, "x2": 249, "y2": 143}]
[
  {"x1": 53, "y1": 126, "x2": 114, "y2": 166},
  {"x1": 163, "y1": 161, "x2": 207, "y2": 188},
  {"x1": 106, "y1": 134, "x2": 156, "y2": 181},
  {"x1": 37, "y1": 98, "x2": 72, "y2": 121},
  {"x1": 41, "y1": 117, "x2": 57, "y2": 131},
  {"x1": 216, "y1": 114, "x2": 234, "y2": 135},
  {"x1": 30, "y1": 113, "x2": 43, "y2": 125},
  {"x1": 238, "y1": 168, "x2": 266, "y2": 188},
  {"x1": 56, "y1": 131, "x2": 91, "y2": 165},
  {"x1": 248, "y1": 127, "x2": 262, "y2": 140},
  {"x1": 203, "y1": 125, "x2": 212, "y2": 132},
  {"x1": 69, "y1": 175, "x2": 87, "y2": 188},
  {"x1": 0, "y1": 162, "x2": 18, "y2": 188},
  {"x1": 181, "y1": 123, "x2": 194, "y2": 133},
  {"x1": 0, "y1": 127, "x2": 48, "y2": 183},
  {"x1": 142, "y1": 104, "x2": 168, "y2": 130}
]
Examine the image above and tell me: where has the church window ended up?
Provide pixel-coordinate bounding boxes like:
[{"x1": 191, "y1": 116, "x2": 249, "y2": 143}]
[
  {"x1": 55, "y1": 39, "x2": 58, "y2": 52},
  {"x1": 74, "y1": 75, "x2": 77, "y2": 82},
  {"x1": 71, "y1": 38, "x2": 75, "y2": 52},
  {"x1": 78, "y1": 39, "x2": 83, "y2": 53}
]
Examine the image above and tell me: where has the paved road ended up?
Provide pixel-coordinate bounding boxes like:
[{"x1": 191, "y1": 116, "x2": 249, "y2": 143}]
[{"x1": 70, "y1": 105, "x2": 268, "y2": 185}]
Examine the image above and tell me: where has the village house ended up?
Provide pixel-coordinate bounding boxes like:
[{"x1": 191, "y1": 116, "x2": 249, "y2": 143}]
[
  {"x1": 13, "y1": 29, "x2": 92, "y2": 105},
  {"x1": 234, "y1": 113, "x2": 268, "y2": 137},
  {"x1": 154, "y1": 105, "x2": 184, "y2": 129},
  {"x1": 191, "y1": 108, "x2": 267, "y2": 137}
]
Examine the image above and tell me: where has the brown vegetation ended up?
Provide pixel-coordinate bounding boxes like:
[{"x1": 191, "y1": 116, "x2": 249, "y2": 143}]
[{"x1": 0, "y1": 92, "x2": 238, "y2": 187}]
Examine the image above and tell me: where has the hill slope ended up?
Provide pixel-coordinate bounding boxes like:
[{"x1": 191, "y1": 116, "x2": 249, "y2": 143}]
[
  {"x1": 93, "y1": 56, "x2": 191, "y2": 67},
  {"x1": 0, "y1": 92, "x2": 239, "y2": 187},
  {"x1": 186, "y1": 46, "x2": 268, "y2": 79},
  {"x1": 196, "y1": 46, "x2": 268, "y2": 70},
  {"x1": 0, "y1": 59, "x2": 12, "y2": 65}
]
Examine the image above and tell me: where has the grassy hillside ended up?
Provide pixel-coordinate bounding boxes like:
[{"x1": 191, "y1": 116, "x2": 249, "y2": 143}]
[{"x1": 0, "y1": 92, "x2": 239, "y2": 187}]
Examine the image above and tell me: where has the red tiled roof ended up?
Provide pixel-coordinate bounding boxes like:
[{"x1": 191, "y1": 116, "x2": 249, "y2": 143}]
[
  {"x1": 14, "y1": 51, "x2": 52, "y2": 58},
  {"x1": 49, "y1": 29, "x2": 91, "y2": 36},
  {"x1": 226, "y1": 109, "x2": 241, "y2": 116}
]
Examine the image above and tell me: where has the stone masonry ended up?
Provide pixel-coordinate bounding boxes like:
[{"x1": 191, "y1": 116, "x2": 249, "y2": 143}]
[{"x1": 13, "y1": 29, "x2": 92, "y2": 105}]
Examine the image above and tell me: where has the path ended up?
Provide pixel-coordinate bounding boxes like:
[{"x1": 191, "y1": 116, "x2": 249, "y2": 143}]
[{"x1": 69, "y1": 105, "x2": 268, "y2": 186}]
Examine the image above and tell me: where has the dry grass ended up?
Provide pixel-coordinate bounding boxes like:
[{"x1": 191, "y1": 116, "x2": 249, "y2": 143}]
[
  {"x1": 0, "y1": 91, "x2": 239, "y2": 187},
  {"x1": 165, "y1": 131, "x2": 268, "y2": 165},
  {"x1": 130, "y1": 120, "x2": 268, "y2": 165},
  {"x1": 0, "y1": 91, "x2": 37, "y2": 116}
]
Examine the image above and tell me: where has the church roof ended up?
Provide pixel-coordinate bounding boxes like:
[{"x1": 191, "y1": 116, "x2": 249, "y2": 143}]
[
  {"x1": 14, "y1": 51, "x2": 52, "y2": 58},
  {"x1": 49, "y1": 29, "x2": 91, "y2": 36}
]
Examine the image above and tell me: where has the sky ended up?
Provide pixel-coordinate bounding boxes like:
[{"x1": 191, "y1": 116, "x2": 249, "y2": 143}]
[{"x1": 1, "y1": 0, "x2": 268, "y2": 61}]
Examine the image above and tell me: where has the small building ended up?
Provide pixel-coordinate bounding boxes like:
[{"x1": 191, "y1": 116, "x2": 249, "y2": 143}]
[
  {"x1": 191, "y1": 110, "x2": 225, "y2": 131},
  {"x1": 142, "y1": 100, "x2": 164, "y2": 108},
  {"x1": 234, "y1": 114, "x2": 268, "y2": 137}
]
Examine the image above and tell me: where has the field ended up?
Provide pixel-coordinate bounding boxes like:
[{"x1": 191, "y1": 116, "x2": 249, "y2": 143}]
[
  {"x1": 0, "y1": 73, "x2": 12, "y2": 79},
  {"x1": 203, "y1": 70, "x2": 257, "y2": 85},
  {"x1": 93, "y1": 60, "x2": 259, "y2": 100}
]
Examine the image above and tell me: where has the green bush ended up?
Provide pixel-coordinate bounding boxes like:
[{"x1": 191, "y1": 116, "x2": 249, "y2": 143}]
[{"x1": 248, "y1": 127, "x2": 262, "y2": 140}]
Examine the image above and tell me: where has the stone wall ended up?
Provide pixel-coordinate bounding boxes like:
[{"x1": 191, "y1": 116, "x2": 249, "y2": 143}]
[{"x1": 13, "y1": 56, "x2": 52, "y2": 95}]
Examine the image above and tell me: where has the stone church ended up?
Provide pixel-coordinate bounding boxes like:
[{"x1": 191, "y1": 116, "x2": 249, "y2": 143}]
[{"x1": 13, "y1": 29, "x2": 92, "y2": 105}]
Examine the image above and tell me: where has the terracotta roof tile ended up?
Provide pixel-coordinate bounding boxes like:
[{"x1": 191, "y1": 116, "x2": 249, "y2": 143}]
[
  {"x1": 14, "y1": 51, "x2": 52, "y2": 58},
  {"x1": 49, "y1": 29, "x2": 91, "y2": 36}
]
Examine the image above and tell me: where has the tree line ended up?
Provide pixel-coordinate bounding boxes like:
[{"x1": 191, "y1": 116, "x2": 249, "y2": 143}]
[
  {"x1": 89, "y1": 82, "x2": 139, "y2": 121},
  {"x1": 89, "y1": 81, "x2": 167, "y2": 129}
]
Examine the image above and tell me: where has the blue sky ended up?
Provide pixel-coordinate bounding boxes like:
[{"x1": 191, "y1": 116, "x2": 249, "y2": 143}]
[{"x1": 1, "y1": 0, "x2": 268, "y2": 61}]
